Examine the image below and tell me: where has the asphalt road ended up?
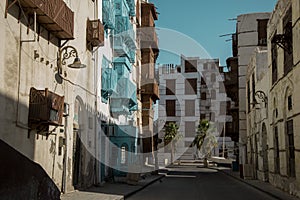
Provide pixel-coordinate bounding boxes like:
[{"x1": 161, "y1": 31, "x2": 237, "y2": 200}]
[{"x1": 127, "y1": 166, "x2": 277, "y2": 200}]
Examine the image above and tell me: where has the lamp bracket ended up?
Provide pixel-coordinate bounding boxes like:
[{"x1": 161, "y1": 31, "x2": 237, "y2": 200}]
[
  {"x1": 59, "y1": 46, "x2": 79, "y2": 66},
  {"x1": 255, "y1": 90, "x2": 268, "y2": 106}
]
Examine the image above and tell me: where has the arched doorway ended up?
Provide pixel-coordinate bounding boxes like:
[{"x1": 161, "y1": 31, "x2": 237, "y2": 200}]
[{"x1": 261, "y1": 123, "x2": 269, "y2": 181}]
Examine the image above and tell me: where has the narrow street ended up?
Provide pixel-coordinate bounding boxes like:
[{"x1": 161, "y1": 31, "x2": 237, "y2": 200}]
[{"x1": 128, "y1": 166, "x2": 277, "y2": 200}]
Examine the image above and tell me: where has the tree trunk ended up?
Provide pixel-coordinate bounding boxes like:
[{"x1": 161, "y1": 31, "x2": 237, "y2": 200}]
[{"x1": 203, "y1": 157, "x2": 208, "y2": 168}]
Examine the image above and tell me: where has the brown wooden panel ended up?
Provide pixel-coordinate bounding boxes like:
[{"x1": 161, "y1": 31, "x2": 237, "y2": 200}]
[
  {"x1": 16, "y1": 0, "x2": 74, "y2": 39},
  {"x1": 166, "y1": 100, "x2": 176, "y2": 116}
]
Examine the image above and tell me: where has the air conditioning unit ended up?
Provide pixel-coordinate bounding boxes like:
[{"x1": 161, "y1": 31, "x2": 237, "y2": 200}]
[
  {"x1": 29, "y1": 87, "x2": 64, "y2": 126},
  {"x1": 87, "y1": 19, "x2": 104, "y2": 48}
]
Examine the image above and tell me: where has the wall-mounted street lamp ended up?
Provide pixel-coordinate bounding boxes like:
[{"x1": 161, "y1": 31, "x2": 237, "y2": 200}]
[{"x1": 58, "y1": 45, "x2": 86, "y2": 74}]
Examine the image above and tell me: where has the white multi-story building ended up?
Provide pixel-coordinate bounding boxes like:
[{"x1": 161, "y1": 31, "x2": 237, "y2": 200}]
[
  {"x1": 158, "y1": 56, "x2": 228, "y2": 165},
  {"x1": 235, "y1": 12, "x2": 271, "y2": 165}
]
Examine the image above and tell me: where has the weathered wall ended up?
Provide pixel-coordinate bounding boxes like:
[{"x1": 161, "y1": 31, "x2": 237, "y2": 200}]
[
  {"x1": 0, "y1": 0, "x2": 99, "y2": 196},
  {"x1": 267, "y1": 0, "x2": 300, "y2": 197},
  {"x1": 246, "y1": 47, "x2": 269, "y2": 181},
  {"x1": 237, "y1": 12, "x2": 271, "y2": 165}
]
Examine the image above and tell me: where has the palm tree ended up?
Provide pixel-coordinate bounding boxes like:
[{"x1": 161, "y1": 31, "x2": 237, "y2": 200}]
[
  {"x1": 192, "y1": 119, "x2": 217, "y2": 167},
  {"x1": 164, "y1": 122, "x2": 180, "y2": 164}
]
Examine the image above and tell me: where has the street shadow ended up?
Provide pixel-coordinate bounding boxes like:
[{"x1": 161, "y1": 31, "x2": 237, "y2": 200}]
[{"x1": 0, "y1": 92, "x2": 60, "y2": 200}]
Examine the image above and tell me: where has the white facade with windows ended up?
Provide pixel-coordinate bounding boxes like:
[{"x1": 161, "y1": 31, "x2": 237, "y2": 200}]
[{"x1": 158, "y1": 56, "x2": 228, "y2": 165}]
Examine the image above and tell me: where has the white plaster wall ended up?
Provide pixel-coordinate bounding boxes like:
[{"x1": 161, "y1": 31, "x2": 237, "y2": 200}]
[{"x1": 0, "y1": 0, "x2": 99, "y2": 192}]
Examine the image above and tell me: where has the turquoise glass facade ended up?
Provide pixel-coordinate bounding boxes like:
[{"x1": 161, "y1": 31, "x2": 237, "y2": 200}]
[
  {"x1": 108, "y1": 124, "x2": 138, "y2": 176},
  {"x1": 113, "y1": 0, "x2": 136, "y2": 63},
  {"x1": 102, "y1": 0, "x2": 115, "y2": 29},
  {"x1": 101, "y1": 0, "x2": 138, "y2": 178}
]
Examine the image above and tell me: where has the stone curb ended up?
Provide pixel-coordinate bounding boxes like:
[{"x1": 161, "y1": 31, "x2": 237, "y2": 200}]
[
  {"x1": 124, "y1": 175, "x2": 165, "y2": 199},
  {"x1": 212, "y1": 167, "x2": 290, "y2": 200}
]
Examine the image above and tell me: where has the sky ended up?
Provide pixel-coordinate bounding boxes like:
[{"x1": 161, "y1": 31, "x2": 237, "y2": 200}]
[{"x1": 151, "y1": 0, "x2": 277, "y2": 66}]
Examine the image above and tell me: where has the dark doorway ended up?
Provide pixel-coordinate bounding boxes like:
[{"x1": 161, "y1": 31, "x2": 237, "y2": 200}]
[{"x1": 73, "y1": 130, "x2": 82, "y2": 188}]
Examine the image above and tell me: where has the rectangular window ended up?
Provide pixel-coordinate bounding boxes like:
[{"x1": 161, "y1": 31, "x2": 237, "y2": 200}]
[
  {"x1": 211, "y1": 63, "x2": 216, "y2": 70},
  {"x1": 203, "y1": 63, "x2": 208, "y2": 70},
  {"x1": 286, "y1": 120, "x2": 295, "y2": 177},
  {"x1": 211, "y1": 73, "x2": 216, "y2": 82},
  {"x1": 210, "y1": 112, "x2": 215, "y2": 122},
  {"x1": 185, "y1": 79, "x2": 197, "y2": 95},
  {"x1": 185, "y1": 100, "x2": 195, "y2": 116},
  {"x1": 272, "y1": 36, "x2": 278, "y2": 84},
  {"x1": 200, "y1": 114, "x2": 206, "y2": 120},
  {"x1": 185, "y1": 60, "x2": 197, "y2": 73},
  {"x1": 288, "y1": 95, "x2": 293, "y2": 110},
  {"x1": 121, "y1": 146, "x2": 126, "y2": 164},
  {"x1": 185, "y1": 121, "x2": 196, "y2": 137},
  {"x1": 274, "y1": 126, "x2": 280, "y2": 173},
  {"x1": 219, "y1": 82, "x2": 226, "y2": 93},
  {"x1": 201, "y1": 92, "x2": 207, "y2": 100},
  {"x1": 257, "y1": 19, "x2": 268, "y2": 46},
  {"x1": 283, "y1": 8, "x2": 293, "y2": 75},
  {"x1": 220, "y1": 101, "x2": 227, "y2": 115},
  {"x1": 166, "y1": 79, "x2": 176, "y2": 95},
  {"x1": 166, "y1": 100, "x2": 176, "y2": 116},
  {"x1": 211, "y1": 90, "x2": 216, "y2": 100},
  {"x1": 201, "y1": 77, "x2": 206, "y2": 85}
]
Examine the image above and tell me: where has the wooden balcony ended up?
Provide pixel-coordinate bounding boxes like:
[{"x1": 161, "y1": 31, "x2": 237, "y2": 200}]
[
  {"x1": 139, "y1": 27, "x2": 158, "y2": 49},
  {"x1": 6, "y1": 0, "x2": 74, "y2": 39},
  {"x1": 141, "y1": 2, "x2": 158, "y2": 27},
  {"x1": 87, "y1": 19, "x2": 104, "y2": 48},
  {"x1": 141, "y1": 81, "x2": 159, "y2": 101}
]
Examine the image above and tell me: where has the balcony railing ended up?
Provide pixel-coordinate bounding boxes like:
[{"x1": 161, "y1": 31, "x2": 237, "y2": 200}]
[
  {"x1": 114, "y1": 16, "x2": 136, "y2": 47},
  {"x1": 103, "y1": 0, "x2": 115, "y2": 29},
  {"x1": 12, "y1": 0, "x2": 74, "y2": 39},
  {"x1": 113, "y1": 36, "x2": 136, "y2": 64},
  {"x1": 101, "y1": 68, "x2": 118, "y2": 100},
  {"x1": 113, "y1": 57, "x2": 132, "y2": 76}
]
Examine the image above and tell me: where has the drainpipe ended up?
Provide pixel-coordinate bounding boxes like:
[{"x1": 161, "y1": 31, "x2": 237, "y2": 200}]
[
  {"x1": 93, "y1": 0, "x2": 100, "y2": 185},
  {"x1": 16, "y1": 11, "x2": 37, "y2": 131},
  {"x1": 61, "y1": 116, "x2": 68, "y2": 193}
]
